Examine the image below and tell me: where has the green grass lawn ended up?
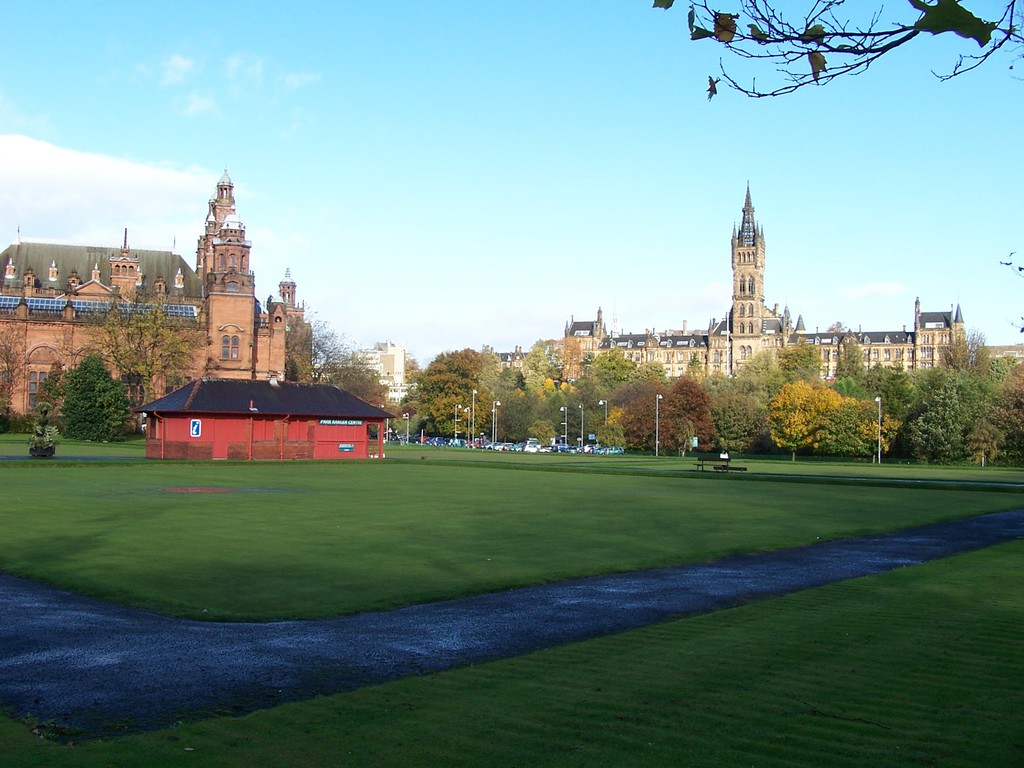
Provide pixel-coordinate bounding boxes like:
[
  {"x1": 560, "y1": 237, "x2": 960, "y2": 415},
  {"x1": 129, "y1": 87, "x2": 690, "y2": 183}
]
[
  {"x1": 1, "y1": 458, "x2": 1021, "y2": 619},
  {"x1": 0, "y1": 432, "x2": 146, "y2": 459},
  {"x1": 2, "y1": 453, "x2": 1023, "y2": 765},
  {"x1": 4, "y1": 541, "x2": 1022, "y2": 767}
]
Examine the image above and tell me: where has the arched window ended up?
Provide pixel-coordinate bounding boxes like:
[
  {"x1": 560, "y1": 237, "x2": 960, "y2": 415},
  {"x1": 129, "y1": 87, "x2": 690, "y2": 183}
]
[
  {"x1": 28, "y1": 370, "x2": 48, "y2": 408},
  {"x1": 230, "y1": 336, "x2": 240, "y2": 360},
  {"x1": 221, "y1": 335, "x2": 231, "y2": 359},
  {"x1": 748, "y1": 303, "x2": 754, "y2": 316},
  {"x1": 739, "y1": 304, "x2": 745, "y2": 317},
  {"x1": 225, "y1": 281, "x2": 239, "y2": 292}
]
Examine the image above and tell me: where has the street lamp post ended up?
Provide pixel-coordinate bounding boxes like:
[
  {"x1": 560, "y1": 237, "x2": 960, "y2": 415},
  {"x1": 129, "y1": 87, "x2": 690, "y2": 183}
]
[
  {"x1": 598, "y1": 399, "x2": 608, "y2": 426},
  {"x1": 403, "y1": 412, "x2": 410, "y2": 443},
  {"x1": 471, "y1": 389, "x2": 477, "y2": 448},
  {"x1": 559, "y1": 406, "x2": 569, "y2": 448},
  {"x1": 655, "y1": 393, "x2": 663, "y2": 457},
  {"x1": 874, "y1": 396, "x2": 882, "y2": 464},
  {"x1": 491, "y1": 400, "x2": 501, "y2": 443},
  {"x1": 579, "y1": 404, "x2": 584, "y2": 450},
  {"x1": 454, "y1": 404, "x2": 461, "y2": 442}
]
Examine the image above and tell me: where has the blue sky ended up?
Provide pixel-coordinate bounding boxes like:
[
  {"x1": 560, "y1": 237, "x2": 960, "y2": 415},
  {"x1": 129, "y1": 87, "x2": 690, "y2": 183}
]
[{"x1": 1, "y1": 2, "x2": 1021, "y2": 364}]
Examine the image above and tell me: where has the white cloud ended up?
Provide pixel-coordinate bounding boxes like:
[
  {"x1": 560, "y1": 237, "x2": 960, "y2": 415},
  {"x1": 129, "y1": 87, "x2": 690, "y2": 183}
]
[
  {"x1": 225, "y1": 53, "x2": 264, "y2": 87},
  {"x1": 162, "y1": 54, "x2": 196, "y2": 86},
  {"x1": 183, "y1": 91, "x2": 217, "y2": 117},
  {"x1": 0, "y1": 135, "x2": 214, "y2": 253},
  {"x1": 279, "y1": 71, "x2": 321, "y2": 90}
]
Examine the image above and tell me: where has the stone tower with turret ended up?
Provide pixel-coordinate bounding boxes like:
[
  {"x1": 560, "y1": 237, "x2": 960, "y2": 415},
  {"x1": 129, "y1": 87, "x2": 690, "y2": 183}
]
[
  {"x1": 196, "y1": 171, "x2": 288, "y2": 380},
  {"x1": 729, "y1": 185, "x2": 767, "y2": 373}
]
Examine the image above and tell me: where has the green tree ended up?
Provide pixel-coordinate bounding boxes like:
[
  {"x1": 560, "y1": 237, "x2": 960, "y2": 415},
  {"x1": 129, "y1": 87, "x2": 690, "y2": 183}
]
[
  {"x1": 91, "y1": 296, "x2": 206, "y2": 406},
  {"x1": 585, "y1": 350, "x2": 635, "y2": 392},
  {"x1": 730, "y1": 350, "x2": 785, "y2": 404},
  {"x1": 597, "y1": 421, "x2": 626, "y2": 449},
  {"x1": 630, "y1": 361, "x2": 669, "y2": 384},
  {"x1": 61, "y1": 355, "x2": 131, "y2": 441},
  {"x1": 862, "y1": 366, "x2": 917, "y2": 422},
  {"x1": 501, "y1": 391, "x2": 543, "y2": 442},
  {"x1": 835, "y1": 335, "x2": 865, "y2": 382},
  {"x1": 816, "y1": 397, "x2": 874, "y2": 458},
  {"x1": 777, "y1": 342, "x2": 821, "y2": 383},
  {"x1": 709, "y1": 391, "x2": 768, "y2": 453},
  {"x1": 413, "y1": 349, "x2": 492, "y2": 437},
  {"x1": 902, "y1": 373, "x2": 992, "y2": 463},
  {"x1": 990, "y1": 366, "x2": 1024, "y2": 465},
  {"x1": 530, "y1": 419, "x2": 557, "y2": 444},
  {"x1": 966, "y1": 419, "x2": 1003, "y2": 466},
  {"x1": 521, "y1": 340, "x2": 562, "y2": 393},
  {"x1": 659, "y1": 1, "x2": 1021, "y2": 98}
]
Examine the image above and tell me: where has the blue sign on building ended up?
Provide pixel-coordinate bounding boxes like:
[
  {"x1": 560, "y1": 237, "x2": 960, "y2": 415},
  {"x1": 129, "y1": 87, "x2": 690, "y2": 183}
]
[{"x1": 190, "y1": 419, "x2": 202, "y2": 438}]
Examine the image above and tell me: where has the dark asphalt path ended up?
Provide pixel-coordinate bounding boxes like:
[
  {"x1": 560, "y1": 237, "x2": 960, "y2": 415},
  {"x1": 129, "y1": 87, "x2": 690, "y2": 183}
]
[{"x1": 2, "y1": 509, "x2": 1023, "y2": 737}]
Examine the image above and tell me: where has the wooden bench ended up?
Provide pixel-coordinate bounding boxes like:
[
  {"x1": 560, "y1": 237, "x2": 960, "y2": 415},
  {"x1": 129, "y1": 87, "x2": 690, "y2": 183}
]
[{"x1": 695, "y1": 457, "x2": 748, "y2": 472}]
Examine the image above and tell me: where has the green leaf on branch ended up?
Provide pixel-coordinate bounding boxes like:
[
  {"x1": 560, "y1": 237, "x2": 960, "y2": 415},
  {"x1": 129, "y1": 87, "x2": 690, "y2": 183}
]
[
  {"x1": 909, "y1": 0, "x2": 997, "y2": 46},
  {"x1": 691, "y1": 26, "x2": 716, "y2": 41},
  {"x1": 652, "y1": 0, "x2": 675, "y2": 9},
  {"x1": 809, "y1": 51, "x2": 827, "y2": 80},
  {"x1": 748, "y1": 24, "x2": 768, "y2": 42},
  {"x1": 800, "y1": 24, "x2": 826, "y2": 44}
]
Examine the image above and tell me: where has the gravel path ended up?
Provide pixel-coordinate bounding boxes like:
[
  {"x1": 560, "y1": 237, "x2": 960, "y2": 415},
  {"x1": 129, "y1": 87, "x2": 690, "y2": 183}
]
[{"x1": 2, "y1": 509, "x2": 1023, "y2": 737}]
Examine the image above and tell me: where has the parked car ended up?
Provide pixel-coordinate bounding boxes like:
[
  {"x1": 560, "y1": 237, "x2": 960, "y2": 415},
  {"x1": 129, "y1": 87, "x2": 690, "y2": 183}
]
[{"x1": 524, "y1": 438, "x2": 540, "y2": 453}]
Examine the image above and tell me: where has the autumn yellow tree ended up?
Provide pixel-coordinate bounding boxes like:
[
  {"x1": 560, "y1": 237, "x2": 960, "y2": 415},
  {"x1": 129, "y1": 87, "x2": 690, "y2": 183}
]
[{"x1": 768, "y1": 381, "x2": 842, "y2": 460}]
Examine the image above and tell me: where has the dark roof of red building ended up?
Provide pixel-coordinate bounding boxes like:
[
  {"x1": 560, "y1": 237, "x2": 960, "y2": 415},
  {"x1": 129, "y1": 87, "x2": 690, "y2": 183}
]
[{"x1": 136, "y1": 378, "x2": 393, "y2": 419}]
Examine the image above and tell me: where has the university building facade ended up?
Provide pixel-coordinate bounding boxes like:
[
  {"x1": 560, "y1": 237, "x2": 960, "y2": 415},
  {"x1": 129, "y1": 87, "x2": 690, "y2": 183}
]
[
  {"x1": 560, "y1": 186, "x2": 964, "y2": 380},
  {"x1": 0, "y1": 172, "x2": 301, "y2": 415}
]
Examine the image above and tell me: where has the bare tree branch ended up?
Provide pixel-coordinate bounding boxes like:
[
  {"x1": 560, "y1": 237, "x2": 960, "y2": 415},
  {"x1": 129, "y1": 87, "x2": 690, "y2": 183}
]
[{"x1": 662, "y1": 1, "x2": 1021, "y2": 98}]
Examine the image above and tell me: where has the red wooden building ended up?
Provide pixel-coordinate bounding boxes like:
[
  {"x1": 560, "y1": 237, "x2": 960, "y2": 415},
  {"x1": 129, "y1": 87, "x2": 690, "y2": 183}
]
[{"x1": 136, "y1": 378, "x2": 393, "y2": 460}]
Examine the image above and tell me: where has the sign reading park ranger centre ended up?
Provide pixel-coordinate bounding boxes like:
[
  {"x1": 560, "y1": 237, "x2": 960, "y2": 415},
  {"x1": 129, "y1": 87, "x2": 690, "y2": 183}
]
[{"x1": 319, "y1": 419, "x2": 363, "y2": 426}]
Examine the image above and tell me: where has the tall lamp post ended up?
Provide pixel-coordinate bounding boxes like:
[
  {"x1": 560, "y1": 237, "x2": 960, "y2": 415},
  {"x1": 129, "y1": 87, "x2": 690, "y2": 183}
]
[
  {"x1": 655, "y1": 393, "x2": 663, "y2": 457},
  {"x1": 559, "y1": 406, "x2": 568, "y2": 447},
  {"x1": 598, "y1": 399, "x2": 608, "y2": 426},
  {"x1": 454, "y1": 404, "x2": 461, "y2": 443},
  {"x1": 403, "y1": 412, "x2": 410, "y2": 443},
  {"x1": 874, "y1": 396, "x2": 882, "y2": 464},
  {"x1": 491, "y1": 400, "x2": 501, "y2": 443},
  {"x1": 579, "y1": 404, "x2": 585, "y2": 450},
  {"x1": 471, "y1": 389, "x2": 477, "y2": 447}
]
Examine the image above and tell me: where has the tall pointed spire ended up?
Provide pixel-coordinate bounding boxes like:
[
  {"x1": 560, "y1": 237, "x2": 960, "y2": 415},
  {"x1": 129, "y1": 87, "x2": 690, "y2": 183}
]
[{"x1": 739, "y1": 183, "x2": 756, "y2": 246}]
